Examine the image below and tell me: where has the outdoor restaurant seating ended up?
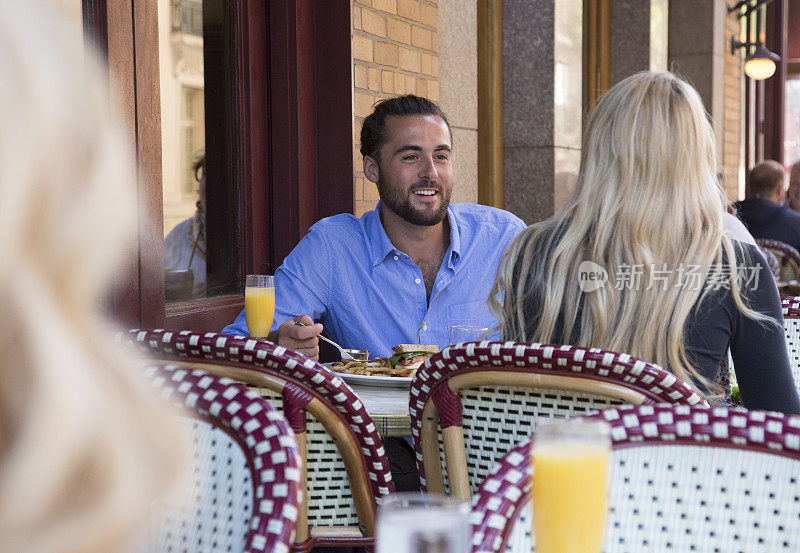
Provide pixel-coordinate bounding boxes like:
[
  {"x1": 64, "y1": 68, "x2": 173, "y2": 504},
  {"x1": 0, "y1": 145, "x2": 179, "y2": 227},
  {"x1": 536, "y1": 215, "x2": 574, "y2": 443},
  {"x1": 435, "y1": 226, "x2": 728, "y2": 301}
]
[
  {"x1": 138, "y1": 364, "x2": 302, "y2": 553},
  {"x1": 409, "y1": 342, "x2": 708, "y2": 502},
  {"x1": 470, "y1": 404, "x2": 800, "y2": 553},
  {"x1": 756, "y1": 238, "x2": 800, "y2": 282},
  {"x1": 121, "y1": 329, "x2": 394, "y2": 552}
]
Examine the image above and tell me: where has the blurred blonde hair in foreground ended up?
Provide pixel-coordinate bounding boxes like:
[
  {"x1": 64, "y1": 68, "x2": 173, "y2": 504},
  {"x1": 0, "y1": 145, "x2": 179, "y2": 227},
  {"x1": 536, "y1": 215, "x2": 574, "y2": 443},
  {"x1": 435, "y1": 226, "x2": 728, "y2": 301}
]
[{"x1": 0, "y1": 2, "x2": 185, "y2": 553}]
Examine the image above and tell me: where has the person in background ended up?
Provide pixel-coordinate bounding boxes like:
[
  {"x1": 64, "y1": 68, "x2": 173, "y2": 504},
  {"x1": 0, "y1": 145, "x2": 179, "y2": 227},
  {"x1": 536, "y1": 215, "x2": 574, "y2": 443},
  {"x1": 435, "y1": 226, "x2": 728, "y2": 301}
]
[
  {"x1": 734, "y1": 160, "x2": 800, "y2": 251},
  {"x1": 787, "y1": 161, "x2": 800, "y2": 213},
  {"x1": 0, "y1": 2, "x2": 186, "y2": 552},
  {"x1": 164, "y1": 153, "x2": 207, "y2": 299},
  {"x1": 490, "y1": 72, "x2": 799, "y2": 414},
  {"x1": 222, "y1": 95, "x2": 526, "y2": 360}
]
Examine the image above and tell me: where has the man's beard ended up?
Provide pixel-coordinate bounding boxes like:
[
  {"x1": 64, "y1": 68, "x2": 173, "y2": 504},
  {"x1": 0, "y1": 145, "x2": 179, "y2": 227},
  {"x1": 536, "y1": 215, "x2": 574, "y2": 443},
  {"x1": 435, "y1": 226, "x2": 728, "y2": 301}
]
[{"x1": 377, "y1": 175, "x2": 452, "y2": 226}]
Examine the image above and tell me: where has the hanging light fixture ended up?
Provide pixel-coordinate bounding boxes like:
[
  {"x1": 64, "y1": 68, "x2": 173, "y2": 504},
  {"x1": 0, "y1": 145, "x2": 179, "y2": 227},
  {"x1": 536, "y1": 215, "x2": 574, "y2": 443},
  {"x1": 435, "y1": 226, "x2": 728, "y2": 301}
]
[
  {"x1": 744, "y1": 46, "x2": 781, "y2": 80},
  {"x1": 728, "y1": 0, "x2": 781, "y2": 81}
]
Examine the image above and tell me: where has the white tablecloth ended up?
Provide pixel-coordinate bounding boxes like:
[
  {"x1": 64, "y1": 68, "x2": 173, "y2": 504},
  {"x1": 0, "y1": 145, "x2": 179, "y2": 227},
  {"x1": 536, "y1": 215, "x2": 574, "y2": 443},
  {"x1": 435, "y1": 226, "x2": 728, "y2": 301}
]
[{"x1": 348, "y1": 383, "x2": 410, "y2": 415}]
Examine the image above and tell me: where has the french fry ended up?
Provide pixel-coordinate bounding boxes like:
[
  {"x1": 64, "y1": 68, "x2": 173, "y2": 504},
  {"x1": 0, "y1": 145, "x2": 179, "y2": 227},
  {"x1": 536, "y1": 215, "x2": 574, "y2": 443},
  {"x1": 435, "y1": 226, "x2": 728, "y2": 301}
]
[{"x1": 331, "y1": 357, "x2": 412, "y2": 378}]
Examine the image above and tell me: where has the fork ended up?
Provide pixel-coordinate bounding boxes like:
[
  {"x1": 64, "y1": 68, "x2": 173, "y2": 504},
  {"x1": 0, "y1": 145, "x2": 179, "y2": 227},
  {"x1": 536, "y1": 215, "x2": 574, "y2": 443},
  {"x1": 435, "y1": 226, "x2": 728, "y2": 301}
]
[{"x1": 294, "y1": 320, "x2": 357, "y2": 361}]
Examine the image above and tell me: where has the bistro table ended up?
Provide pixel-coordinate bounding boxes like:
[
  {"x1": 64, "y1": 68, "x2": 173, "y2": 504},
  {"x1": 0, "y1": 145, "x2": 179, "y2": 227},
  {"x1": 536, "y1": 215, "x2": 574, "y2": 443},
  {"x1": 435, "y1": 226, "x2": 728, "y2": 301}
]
[{"x1": 345, "y1": 382, "x2": 412, "y2": 437}]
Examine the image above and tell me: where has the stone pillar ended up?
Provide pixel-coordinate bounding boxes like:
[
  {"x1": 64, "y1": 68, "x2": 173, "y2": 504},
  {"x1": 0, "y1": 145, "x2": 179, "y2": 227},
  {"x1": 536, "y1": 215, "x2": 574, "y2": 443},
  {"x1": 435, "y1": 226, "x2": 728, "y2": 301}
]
[
  {"x1": 609, "y1": 0, "x2": 652, "y2": 84},
  {"x1": 502, "y1": 0, "x2": 582, "y2": 224},
  {"x1": 439, "y1": 0, "x2": 479, "y2": 204},
  {"x1": 668, "y1": 0, "x2": 727, "y2": 161},
  {"x1": 501, "y1": 0, "x2": 667, "y2": 224}
]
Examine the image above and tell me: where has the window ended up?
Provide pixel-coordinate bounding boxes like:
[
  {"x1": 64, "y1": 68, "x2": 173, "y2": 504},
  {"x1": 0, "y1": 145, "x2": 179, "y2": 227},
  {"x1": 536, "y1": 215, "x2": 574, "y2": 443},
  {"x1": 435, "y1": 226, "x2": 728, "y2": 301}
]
[
  {"x1": 101, "y1": 0, "x2": 353, "y2": 331},
  {"x1": 786, "y1": 69, "x2": 800, "y2": 167},
  {"x1": 161, "y1": 1, "x2": 239, "y2": 303}
]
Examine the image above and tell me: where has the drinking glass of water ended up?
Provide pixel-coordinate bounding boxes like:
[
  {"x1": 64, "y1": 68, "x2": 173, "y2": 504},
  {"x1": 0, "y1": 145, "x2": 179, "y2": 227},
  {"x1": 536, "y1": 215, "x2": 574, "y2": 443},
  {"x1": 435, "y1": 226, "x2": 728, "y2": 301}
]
[
  {"x1": 449, "y1": 325, "x2": 489, "y2": 345},
  {"x1": 376, "y1": 493, "x2": 469, "y2": 553}
]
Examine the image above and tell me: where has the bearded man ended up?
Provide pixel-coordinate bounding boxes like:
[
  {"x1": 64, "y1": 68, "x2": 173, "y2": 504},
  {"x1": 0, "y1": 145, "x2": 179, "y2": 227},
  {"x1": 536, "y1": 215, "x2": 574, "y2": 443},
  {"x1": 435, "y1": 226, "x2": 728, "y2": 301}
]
[{"x1": 222, "y1": 95, "x2": 525, "y2": 359}]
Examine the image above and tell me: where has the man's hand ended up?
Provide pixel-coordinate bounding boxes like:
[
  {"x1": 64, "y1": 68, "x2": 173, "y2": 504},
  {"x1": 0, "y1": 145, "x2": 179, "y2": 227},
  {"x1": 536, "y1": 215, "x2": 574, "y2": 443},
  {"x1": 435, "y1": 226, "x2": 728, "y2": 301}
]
[{"x1": 275, "y1": 315, "x2": 323, "y2": 360}]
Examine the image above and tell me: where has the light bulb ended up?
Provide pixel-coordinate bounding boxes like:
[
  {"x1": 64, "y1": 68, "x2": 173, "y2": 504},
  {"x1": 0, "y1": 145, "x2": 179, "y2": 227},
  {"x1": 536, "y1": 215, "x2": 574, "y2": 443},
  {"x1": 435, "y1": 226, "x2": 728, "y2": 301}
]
[
  {"x1": 744, "y1": 47, "x2": 780, "y2": 80},
  {"x1": 744, "y1": 57, "x2": 776, "y2": 80}
]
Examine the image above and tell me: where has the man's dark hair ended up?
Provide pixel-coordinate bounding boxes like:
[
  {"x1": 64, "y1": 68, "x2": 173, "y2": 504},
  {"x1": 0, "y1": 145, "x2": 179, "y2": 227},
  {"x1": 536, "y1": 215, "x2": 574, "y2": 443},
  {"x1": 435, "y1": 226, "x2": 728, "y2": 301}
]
[
  {"x1": 359, "y1": 94, "x2": 451, "y2": 160},
  {"x1": 749, "y1": 159, "x2": 785, "y2": 196}
]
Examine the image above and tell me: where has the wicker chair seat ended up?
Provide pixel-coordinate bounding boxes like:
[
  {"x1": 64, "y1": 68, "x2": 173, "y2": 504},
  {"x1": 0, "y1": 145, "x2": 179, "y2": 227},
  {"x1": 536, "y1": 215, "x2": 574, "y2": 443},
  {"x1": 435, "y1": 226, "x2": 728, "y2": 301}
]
[{"x1": 470, "y1": 404, "x2": 800, "y2": 553}]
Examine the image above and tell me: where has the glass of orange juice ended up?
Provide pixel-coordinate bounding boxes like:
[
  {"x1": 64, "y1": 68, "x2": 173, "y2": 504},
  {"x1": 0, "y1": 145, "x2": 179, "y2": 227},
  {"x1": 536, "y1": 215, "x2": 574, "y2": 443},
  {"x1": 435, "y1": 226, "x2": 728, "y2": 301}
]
[
  {"x1": 245, "y1": 274, "x2": 275, "y2": 339},
  {"x1": 531, "y1": 418, "x2": 611, "y2": 553}
]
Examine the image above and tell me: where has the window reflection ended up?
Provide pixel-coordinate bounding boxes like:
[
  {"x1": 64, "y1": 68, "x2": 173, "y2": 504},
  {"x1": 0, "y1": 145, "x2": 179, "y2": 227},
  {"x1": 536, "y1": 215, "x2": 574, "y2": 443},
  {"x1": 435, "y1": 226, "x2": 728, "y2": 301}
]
[
  {"x1": 161, "y1": 0, "x2": 240, "y2": 302},
  {"x1": 786, "y1": 75, "x2": 800, "y2": 168},
  {"x1": 164, "y1": 154, "x2": 206, "y2": 299},
  {"x1": 173, "y1": 0, "x2": 203, "y2": 36},
  {"x1": 161, "y1": 0, "x2": 206, "y2": 301}
]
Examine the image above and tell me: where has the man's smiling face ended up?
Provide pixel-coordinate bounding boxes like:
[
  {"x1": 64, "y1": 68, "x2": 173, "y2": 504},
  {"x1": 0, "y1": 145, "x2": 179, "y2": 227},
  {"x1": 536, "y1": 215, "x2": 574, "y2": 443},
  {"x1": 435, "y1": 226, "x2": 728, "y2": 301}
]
[{"x1": 368, "y1": 114, "x2": 453, "y2": 226}]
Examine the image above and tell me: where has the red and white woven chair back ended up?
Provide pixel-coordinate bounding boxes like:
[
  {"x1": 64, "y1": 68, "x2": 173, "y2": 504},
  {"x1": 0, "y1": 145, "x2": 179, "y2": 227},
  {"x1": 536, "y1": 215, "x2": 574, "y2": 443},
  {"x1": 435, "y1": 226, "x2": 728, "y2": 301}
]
[
  {"x1": 140, "y1": 364, "x2": 302, "y2": 553},
  {"x1": 120, "y1": 329, "x2": 394, "y2": 550},
  {"x1": 470, "y1": 404, "x2": 800, "y2": 553},
  {"x1": 781, "y1": 297, "x2": 800, "y2": 393},
  {"x1": 757, "y1": 238, "x2": 800, "y2": 281},
  {"x1": 411, "y1": 342, "x2": 707, "y2": 499}
]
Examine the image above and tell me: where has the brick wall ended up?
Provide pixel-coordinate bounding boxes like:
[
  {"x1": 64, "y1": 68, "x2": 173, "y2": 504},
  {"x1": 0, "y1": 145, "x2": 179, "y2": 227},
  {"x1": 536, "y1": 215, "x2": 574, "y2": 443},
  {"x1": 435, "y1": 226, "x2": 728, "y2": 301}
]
[
  {"x1": 722, "y1": 9, "x2": 742, "y2": 201},
  {"x1": 352, "y1": 0, "x2": 440, "y2": 216}
]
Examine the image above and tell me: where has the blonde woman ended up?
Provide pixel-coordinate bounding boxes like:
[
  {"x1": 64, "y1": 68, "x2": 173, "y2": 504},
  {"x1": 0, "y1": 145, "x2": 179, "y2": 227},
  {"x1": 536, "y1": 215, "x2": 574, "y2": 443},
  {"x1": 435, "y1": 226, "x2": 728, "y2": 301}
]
[
  {"x1": 490, "y1": 72, "x2": 800, "y2": 413},
  {"x1": 0, "y1": 2, "x2": 185, "y2": 553}
]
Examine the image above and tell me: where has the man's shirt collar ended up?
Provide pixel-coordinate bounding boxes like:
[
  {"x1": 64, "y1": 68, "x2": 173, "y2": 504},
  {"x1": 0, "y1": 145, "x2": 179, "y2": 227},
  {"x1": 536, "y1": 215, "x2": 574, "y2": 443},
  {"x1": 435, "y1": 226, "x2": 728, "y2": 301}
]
[
  {"x1": 365, "y1": 201, "x2": 462, "y2": 268},
  {"x1": 365, "y1": 201, "x2": 397, "y2": 266}
]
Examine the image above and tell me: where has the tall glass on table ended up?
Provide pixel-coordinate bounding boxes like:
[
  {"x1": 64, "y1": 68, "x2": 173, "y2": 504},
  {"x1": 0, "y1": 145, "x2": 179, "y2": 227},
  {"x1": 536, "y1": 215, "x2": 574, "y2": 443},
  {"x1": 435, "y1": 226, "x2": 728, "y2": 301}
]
[
  {"x1": 244, "y1": 274, "x2": 275, "y2": 339},
  {"x1": 532, "y1": 419, "x2": 611, "y2": 553}
]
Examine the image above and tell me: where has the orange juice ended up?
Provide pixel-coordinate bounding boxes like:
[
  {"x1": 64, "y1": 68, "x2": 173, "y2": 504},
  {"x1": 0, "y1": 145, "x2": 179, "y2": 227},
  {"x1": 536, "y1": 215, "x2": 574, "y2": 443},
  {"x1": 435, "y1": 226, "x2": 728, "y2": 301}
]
[
  {"x1": 532, "y1": 442, "x2": 609, "y2": 553},
  {"x1": 245, "y1": 286, "x2": 275, "y2": 338}
]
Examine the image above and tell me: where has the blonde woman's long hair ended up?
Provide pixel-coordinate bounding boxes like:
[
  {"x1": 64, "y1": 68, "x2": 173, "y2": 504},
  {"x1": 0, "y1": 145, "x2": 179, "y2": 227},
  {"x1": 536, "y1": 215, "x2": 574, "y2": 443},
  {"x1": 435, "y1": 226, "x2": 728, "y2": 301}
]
[
  {"x1": 490, "y1": 71, "x2": 765, "y2": 397},
  {"x1": 0, "y1": 2, "x2": 185, "y2": 553}
]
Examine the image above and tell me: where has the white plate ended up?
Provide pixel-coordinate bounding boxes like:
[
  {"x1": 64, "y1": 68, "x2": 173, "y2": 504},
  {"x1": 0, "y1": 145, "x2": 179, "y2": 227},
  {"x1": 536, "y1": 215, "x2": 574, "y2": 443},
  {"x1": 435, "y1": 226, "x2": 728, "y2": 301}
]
[{"x1": 323, "y1": 363, "x2": 412, "y2": 387}]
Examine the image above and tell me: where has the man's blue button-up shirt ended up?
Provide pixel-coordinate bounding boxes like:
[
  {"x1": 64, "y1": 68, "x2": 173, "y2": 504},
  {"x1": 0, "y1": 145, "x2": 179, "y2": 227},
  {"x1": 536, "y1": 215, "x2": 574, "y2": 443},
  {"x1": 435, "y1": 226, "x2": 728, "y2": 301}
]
[{"x1": 222, "y1": 202, "x2": 526, "y2": 357}]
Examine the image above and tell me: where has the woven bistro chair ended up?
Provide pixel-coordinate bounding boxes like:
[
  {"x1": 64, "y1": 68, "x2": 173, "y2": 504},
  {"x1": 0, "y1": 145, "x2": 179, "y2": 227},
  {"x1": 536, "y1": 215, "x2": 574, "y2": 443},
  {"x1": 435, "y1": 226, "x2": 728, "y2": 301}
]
[
  {"x1": 121, "y1": 329, "x2": 394, "y2": 552},
  {"x1": 781, "y1": 296, "x2": 800, "y2": 391},
  {"x1": 470, "y1": 404, "x2": 800, "y2": 553},
  {"x1": 756, "y1": 238, "x2": 800, "y2": 281},
  {"x1": 758, "y1": 244, "x2": 780, "y2": 280},
  {"x1": 140, "y1": 364, "x2": 302, "y2": 553},
  {"x1": 409, "y1": 342, "x2": 707, "y2": 503}
]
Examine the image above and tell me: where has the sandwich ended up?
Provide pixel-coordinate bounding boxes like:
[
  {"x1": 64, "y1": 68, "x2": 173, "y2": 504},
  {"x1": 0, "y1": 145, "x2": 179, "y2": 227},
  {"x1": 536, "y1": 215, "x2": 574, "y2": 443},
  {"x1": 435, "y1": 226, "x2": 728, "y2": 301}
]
[{"x1": 389, "y1": 344, "x2": 440, "y2": 372}]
